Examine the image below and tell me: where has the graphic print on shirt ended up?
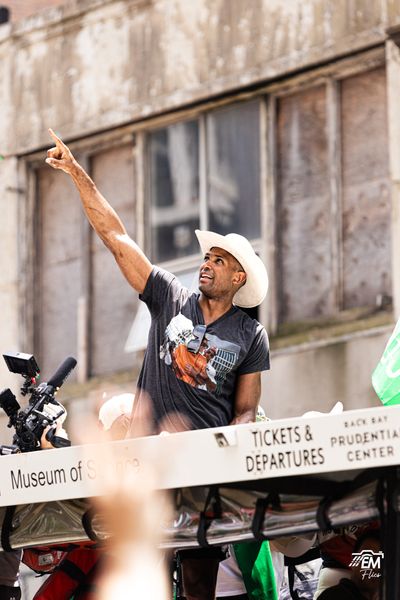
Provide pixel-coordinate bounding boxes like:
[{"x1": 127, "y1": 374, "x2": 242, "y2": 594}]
[{"x1": 159, "y1": 313, "x2": 240, "y2": 394}]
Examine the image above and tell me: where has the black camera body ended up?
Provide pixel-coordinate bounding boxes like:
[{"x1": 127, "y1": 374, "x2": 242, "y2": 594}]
[{"x1": 0, "y1": 352, "x2": 77, "y2": 453}]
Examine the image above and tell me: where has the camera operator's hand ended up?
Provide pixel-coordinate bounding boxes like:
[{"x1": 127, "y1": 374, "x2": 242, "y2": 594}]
[
  {"x1": 45, "y1": 129, "x2": 77, "y2": 175},
  {"x1": 41, "y1": 421, "x2": 69, "y2": 450}
]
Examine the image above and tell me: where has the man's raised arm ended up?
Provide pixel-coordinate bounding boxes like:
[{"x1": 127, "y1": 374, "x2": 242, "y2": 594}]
[{"x1": 46, "y1": 128, "x2": 152, "y2": 294}]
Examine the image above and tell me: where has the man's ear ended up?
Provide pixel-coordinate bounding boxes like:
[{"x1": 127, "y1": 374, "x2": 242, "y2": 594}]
[{"x1": 233, "y1": 271, "x2": 247, "y2": 287}]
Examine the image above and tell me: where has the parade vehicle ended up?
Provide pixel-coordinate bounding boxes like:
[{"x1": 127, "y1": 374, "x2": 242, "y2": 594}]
[{"x1": 0, "y1": 353, "x2": 399, "y2": 598}]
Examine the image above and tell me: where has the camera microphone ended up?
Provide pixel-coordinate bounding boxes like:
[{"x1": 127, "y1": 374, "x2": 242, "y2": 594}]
[{"x1": 47, "y1": 356, "x2": 77, "y2": 390}]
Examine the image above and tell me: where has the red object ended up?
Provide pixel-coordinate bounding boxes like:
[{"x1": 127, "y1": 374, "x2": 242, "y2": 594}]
[
  {"x1": 32, "y1": 547, "x2": 102, "y2": 600},
  {"x1": 319, "y1": 521, "x2": 380, "y2": 568},
  {"x1": 22, "y1": 547, "x2": 67, "y2": 575}
]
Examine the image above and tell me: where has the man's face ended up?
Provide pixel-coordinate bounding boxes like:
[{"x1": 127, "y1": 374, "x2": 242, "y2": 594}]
[{"x1": 198, "y1": 247, "x2": 245, "y2": 299}]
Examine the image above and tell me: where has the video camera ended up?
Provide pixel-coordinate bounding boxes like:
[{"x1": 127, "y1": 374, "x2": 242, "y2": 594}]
[{"x1": 0, "y1": 352, "x2": 77, "y2": 453}]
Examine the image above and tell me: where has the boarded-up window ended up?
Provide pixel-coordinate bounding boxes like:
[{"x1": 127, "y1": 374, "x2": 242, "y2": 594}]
[
  {"x1": 90, "y1": 145, "x2": 137, "y2": 376},
  {"x1": 36, "y1": 168, "x2": 82, "y2": 380},
  {"x1": 36, "y1": 143, "x2": 138, "y2": 381},
  {"x1": 277, "y1": 86, "x2": 334, "y2": 323},
  {"x1": 275, "y1": 68, "x2": 392, "y2": 326},
  {"x1": 341, "y1": 68, "x2": 392, "y2": 309}
]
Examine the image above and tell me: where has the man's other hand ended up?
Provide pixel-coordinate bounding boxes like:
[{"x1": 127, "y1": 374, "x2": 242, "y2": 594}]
[{"x1": 40, "y1": 421, "x2": 69, "y2": 449}]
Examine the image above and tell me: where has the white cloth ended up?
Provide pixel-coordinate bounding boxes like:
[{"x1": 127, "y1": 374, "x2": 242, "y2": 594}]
[
  {"x1": 216, "y1": 545, "x2": 285, "y2": 598},
  {"x1": 216, "y1": 548, "x2": 247, "y2": 596},
  {"x1": 271, "y1": 550, "x2": 285, "y2": 595},
  {"x1": 271, "y1": 534, "x2": 316, "y2": 558},
  {"x1": 313, "y1": 567, "x2": 351, "y2": 599}
]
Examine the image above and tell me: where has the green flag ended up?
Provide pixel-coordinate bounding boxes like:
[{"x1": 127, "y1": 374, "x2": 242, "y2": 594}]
[
  {"x1": 233, "y1": 541, "x2": 278, "y2": 600},
  {"x1": 372, "y1": 319, "x2": 400, "y2": 405}
]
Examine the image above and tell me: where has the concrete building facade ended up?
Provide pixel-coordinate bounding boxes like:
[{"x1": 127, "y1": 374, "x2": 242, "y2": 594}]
[{"x1": 1, "y1": 0, "x2": 400, "y2": 435}]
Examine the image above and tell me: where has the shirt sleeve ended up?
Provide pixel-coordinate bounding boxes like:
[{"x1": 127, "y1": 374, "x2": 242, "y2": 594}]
[
  {"x1": 237, "y1": 325, "x2": 270, "y2": 375},
  {"x1": 139, "y1": 266, "x2": 186, "y2": 319}
]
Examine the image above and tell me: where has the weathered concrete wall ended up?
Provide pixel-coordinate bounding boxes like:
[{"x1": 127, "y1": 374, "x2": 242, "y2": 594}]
[
  {"x1": 0, "y1": 157, "x2": 21, "y2": 391},
  {"x1": 263, "y1": 327, "x2": 390, "y2": 420},
  {"x1": 0, "y1": 0, "x2": 400, "y2": 155},
  {"x1": 0, "y1": 158, "x2": 18, "y2": 440},
  {"x1": 5, "y1": 0, "x2": 66, "y2": 23}
]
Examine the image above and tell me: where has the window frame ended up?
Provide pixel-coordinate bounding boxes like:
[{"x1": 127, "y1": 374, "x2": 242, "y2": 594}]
[
  {"x1": 267, "y1": 47, "x2": 389, "y2": 335},
  {"x1": 143, "y1": 99, "x2": 264, "y2": 269}
]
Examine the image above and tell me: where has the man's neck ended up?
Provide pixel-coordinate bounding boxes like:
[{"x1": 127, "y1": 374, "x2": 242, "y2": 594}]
[{"x1": 198, "y1": 294, "x2": 234, "y2": 325}]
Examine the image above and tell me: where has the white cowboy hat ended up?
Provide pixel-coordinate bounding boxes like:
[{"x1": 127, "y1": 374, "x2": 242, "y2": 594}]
[{"x1": 195, "y1": 230, "x2": 268, "y2": 308}]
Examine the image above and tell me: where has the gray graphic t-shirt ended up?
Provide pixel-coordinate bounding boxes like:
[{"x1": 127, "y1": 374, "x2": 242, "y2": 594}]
[{"x1": 134, "y1": 267, "x2": 270, "y2": 431}]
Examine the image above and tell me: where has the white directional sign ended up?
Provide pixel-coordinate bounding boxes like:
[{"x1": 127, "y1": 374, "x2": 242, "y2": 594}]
[{"x1": 0, "y1": 404, "x2": 399, "y2": 507}]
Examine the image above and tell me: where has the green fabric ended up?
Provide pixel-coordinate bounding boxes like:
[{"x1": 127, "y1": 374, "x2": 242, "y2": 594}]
[
  {"x1": 233, "y1": 541, "x2": 278, "y2": 600},
  {"x1": 372, "y1": 319, "x2": 400, "y2": 405}
]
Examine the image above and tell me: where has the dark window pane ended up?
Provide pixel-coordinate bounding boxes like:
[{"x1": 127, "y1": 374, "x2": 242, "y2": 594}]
[
  {"x1": 207, "y1": 101, "x2": 261, "y2": 238},
  {"x1": 149, "y1": 121, "x2": 200, "y2": 262}
]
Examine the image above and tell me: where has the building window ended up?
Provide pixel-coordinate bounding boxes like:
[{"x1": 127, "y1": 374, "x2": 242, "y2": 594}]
[
  {"x1": 89, "y1": 144, "x2": 138, "y2": 376},
  {"x1": 149, "y1": 121, "x2": 200, "y2": 262},
  {"x1": 207, "y1": 101, "x2": 261, "y2": 238},
  {"x1": 276, "y1": 85, "x2": 333, "y2": 323},
  {"x1": 340, "y1": 68, "x2": 391, "y2": 310},
  {"x1": 34, "y1": 141, "x2": 139, "y2": 379},
  {"x1": 35, "y1": 166, "x2": 82, "y2": 380},
  {"x1": 275, "y1": 66, "x2": 392, "y2": 327},
  {"x1": 147, "y1": 100, "x2": 261, "y2": 264}
]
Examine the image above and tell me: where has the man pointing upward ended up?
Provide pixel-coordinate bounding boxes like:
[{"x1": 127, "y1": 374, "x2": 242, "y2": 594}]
[{"x1": 46, "y1": 128, "x2": 270, "y2": 600}]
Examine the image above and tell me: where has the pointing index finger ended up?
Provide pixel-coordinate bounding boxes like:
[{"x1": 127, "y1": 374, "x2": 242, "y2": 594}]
[{"x1": 48, "y1": 128, "x2": 66, "y2": 151}]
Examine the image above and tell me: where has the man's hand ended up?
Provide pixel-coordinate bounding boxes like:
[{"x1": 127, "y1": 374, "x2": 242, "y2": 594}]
[{"x1": 46, "y1": 128, "x2": 77, "y2": 174}]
